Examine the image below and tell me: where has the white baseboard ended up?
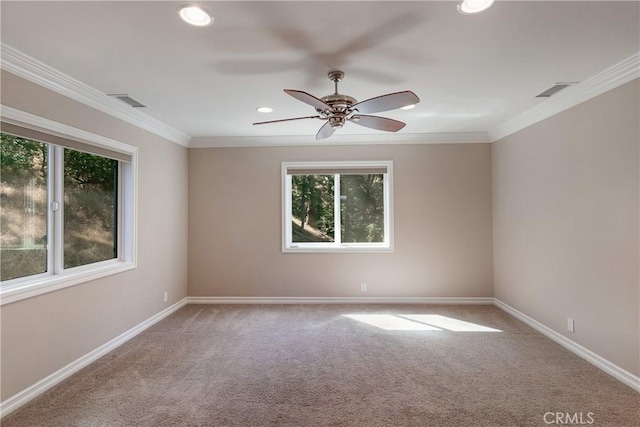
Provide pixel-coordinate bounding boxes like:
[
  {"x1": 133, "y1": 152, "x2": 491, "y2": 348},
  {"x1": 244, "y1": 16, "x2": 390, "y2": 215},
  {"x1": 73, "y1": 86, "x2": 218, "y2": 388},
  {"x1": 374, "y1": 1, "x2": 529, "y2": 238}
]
[
  {"x1": 187, "y1": 296, "x2": 495, "y2": 305},
  {"x1": 4, "y1": 296, "x2": 636, "y2": 419},
  {"x1": 0, "y1": 298, "x2": 188, "y2": 418},
  {"x1": 494, "y1": 298, "x2": 640, "y2": 392}
]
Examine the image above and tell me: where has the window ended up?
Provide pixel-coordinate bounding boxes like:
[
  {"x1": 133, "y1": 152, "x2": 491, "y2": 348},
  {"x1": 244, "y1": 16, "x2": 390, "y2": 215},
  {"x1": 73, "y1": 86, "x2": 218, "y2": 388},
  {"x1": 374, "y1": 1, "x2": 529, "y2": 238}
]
[
  {"x1": 282, "y1": 161, "x2": 393, "y2": 252},
  {"x1": 62, "y1": 149, "x2": 118, "y2": 269},
  {"x1": 1, "y1": 136, "x2": 48, "y2": 280},
  {"x1": 0, "y1": 113, "x2": 137, "y2": 304}
]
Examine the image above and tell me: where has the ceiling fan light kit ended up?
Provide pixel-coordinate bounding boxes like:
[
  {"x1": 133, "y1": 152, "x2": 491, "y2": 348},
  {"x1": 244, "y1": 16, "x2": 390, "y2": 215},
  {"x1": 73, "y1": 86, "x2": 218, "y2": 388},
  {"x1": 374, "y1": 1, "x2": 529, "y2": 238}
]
[{"x1": 253, "y1": 71, "x2": 420, "y2": 140}]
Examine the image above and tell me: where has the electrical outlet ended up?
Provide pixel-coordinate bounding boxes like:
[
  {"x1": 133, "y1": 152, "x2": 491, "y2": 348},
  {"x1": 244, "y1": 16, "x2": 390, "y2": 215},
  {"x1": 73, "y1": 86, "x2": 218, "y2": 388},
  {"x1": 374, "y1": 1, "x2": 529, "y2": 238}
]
[
  {"x1": 567, "y1": 318, "x2": 575, "y2": 333},
  {"x1": 163, "y1": 291, "x2": 168, "y2": 303},
  {"x1": 360, "y1": 283, "x2": 367, "y2": 292}
]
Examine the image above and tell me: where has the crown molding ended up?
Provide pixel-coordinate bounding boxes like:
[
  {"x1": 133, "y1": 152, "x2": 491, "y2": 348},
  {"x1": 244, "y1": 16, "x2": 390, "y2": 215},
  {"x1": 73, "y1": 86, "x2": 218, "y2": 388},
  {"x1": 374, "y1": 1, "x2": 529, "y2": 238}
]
[
  {"x1": 189, "y1": 131, "x2": 491, "y2": 148},
  {"x1": 0, "y1": 43, "x2": 191, "y2": 147},
  {"x1": 489, "y1": 52, "x2": 640, "y2": 142},
  {"x1": 2, "y1": 42, "x2": 636, "y2": 148}
]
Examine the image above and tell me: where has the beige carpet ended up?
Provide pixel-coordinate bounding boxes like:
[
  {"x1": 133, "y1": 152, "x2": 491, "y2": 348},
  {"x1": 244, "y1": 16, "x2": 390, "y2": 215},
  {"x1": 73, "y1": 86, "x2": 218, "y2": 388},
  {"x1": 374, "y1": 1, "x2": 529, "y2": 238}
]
[{"x1": 3, "y1": 304, "x2": 638, "y2": 426}]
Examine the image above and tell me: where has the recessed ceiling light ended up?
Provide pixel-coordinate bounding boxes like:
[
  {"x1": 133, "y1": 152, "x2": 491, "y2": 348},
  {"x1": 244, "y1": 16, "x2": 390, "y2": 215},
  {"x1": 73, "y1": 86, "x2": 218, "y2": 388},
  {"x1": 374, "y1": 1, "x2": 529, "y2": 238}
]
[
  {"x1": 457, "y1": 0, "x2": 495, "y2": 14},
  {"x1": 256, "y1": 107, "x2": 274, "y2": 113},
  {"x1": 400, "y1": 104, "x2": 416, "y2": 110},
  {"x1": 177, "y1": 4, "x2": 213, "y2": 27}
]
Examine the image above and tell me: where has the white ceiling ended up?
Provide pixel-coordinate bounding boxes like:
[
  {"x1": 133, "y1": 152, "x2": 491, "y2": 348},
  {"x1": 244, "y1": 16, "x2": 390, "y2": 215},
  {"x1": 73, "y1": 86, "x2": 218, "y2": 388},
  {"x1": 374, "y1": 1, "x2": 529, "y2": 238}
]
[{"x1": 1, "y1": 1, "x2": 639, "y2": 142}]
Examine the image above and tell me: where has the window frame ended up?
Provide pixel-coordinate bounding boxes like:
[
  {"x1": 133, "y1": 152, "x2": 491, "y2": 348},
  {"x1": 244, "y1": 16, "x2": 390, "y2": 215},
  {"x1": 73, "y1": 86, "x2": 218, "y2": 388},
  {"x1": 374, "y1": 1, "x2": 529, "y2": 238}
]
[
  {"x1": 0, "y1": 106, "x2": 138, "y2": 305},
  {"x1": 282, "y1": 160, "x2": 394, "y2": 253}
]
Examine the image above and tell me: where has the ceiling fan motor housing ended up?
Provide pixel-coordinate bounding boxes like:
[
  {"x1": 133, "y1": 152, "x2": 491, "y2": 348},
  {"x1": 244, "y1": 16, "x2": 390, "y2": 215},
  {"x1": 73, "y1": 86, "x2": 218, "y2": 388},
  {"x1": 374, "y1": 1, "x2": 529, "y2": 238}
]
[
  {"x1": 318, "y1": 94, "x2": 358, "y2": 118},
  {"x1": 318, "y1": 70, "x2": 359, "y2": 121}
]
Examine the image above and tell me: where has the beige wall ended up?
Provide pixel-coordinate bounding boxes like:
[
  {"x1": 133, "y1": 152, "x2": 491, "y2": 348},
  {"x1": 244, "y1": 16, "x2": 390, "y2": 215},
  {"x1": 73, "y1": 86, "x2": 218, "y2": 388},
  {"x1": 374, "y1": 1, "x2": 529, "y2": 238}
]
[
  {"x1": 188, "y1": 143, "x2": 494, "y2": 298},
  {"x1": 0, "y1": 71, "x2": 189, "y2": 400},
  {"x1": 492, "y1": 79, "x2": 640, "y2": 376}
]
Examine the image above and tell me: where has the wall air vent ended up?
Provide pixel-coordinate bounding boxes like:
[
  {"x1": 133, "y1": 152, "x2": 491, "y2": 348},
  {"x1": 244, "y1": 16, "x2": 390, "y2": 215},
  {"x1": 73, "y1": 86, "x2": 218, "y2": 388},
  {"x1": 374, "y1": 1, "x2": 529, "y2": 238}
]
[
  {"x1": 535, "y1": 82, "x2": 578, "y2": 98},
  {"x1": 107, "y1": 94, "x2": 146, "y2": 108}
]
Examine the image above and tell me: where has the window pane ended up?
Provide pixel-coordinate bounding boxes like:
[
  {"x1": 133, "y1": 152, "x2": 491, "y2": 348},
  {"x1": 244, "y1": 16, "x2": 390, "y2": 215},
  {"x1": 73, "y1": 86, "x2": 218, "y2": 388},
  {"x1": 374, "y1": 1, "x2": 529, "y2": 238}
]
[
  {"x1": 340, "y1": 174, "x2": 385, "y2": 243},
  {"x1": 291, "y1": 175, "x2": 334, "y2": 242},
  {"x1": 64, "y1": 149, "x2": 118, "y2": 268},
  {"x1": 0, "y1": 133, "x2": 48, "y2": 281}
]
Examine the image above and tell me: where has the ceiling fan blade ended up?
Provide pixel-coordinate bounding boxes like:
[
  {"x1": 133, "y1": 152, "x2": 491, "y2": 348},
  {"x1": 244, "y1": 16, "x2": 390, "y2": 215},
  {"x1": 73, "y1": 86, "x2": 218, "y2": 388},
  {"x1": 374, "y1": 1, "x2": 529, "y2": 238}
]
[
  {"x1": 284, "y1": 89, "x2": 331, "y2": 111},
  {"x1": 253, "y1": 115, "x2": 320, "y2": 125},
  {"x1": 351, "y1": 115, "x2": 406, "y2": 132},
  {"x1": 351, "y1": 91, "x2": 420, "y2": 114},
  {"x1": 316, "y1": 121, "x2": 336, "y2": 140}
]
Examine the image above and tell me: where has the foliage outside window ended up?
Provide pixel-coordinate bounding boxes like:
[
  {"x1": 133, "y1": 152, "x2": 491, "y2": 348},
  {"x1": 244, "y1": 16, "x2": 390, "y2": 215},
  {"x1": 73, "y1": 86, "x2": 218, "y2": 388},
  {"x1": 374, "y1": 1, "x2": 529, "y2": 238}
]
[
  {"x1": 0, "y1": 121, "x2": 136, "y2": 304},
  {"x1": 0, "y1": 135, "x2": 48, "y2": 280},
  {"x1": 63, "y1": 149, "x2": 118, "y2": 269},
  {"x1": 283, "y1": 161, "x2": 393, "y2": 252}
]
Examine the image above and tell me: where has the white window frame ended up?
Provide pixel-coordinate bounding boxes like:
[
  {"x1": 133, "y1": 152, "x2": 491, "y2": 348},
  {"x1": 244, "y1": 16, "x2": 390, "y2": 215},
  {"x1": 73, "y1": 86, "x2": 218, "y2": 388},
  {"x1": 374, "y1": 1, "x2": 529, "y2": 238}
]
[
  {"x1": 282, "y1": 160, "x2": 394, "y2": 253},
  {"x1": 0, "y1": 106, "x2": 138, "y2": 305}
]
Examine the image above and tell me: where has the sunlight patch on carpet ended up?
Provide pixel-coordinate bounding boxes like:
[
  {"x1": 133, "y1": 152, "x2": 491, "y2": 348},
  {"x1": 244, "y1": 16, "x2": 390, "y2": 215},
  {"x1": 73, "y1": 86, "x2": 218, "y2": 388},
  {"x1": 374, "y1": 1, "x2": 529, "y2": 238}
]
[
  {"x1": 343, "y1": 314, "x2": 502, "y2": 332},
  {"x1": 343, "y1": 314, "x2": 441, "y2": 331}
]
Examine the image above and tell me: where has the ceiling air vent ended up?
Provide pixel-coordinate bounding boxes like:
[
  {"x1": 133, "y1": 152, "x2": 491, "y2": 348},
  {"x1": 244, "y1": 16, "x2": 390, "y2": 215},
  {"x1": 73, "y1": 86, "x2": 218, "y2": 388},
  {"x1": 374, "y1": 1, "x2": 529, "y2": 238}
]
[
  {"x1": 108, "y1": 94, "x2": 146, "y2": 108},
  {"x1": 535, "y1": 82, "x2": 578, "y2": 98}
]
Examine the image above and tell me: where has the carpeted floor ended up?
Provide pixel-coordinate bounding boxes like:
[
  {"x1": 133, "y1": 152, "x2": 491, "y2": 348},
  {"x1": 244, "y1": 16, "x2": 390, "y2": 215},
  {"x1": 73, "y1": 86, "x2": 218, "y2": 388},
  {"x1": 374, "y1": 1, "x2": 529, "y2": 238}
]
[{"x1": 3, "y1": 304, "x2": 638, "y2": 426}]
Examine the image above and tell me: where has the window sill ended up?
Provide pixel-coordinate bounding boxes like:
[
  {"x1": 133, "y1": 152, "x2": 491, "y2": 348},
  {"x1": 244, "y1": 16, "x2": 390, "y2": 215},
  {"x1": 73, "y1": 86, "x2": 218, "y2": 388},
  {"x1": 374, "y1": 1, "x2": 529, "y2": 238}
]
[
  {"x1": 0, "y1": 261, "x2": 136, "y2": 306},
  {"x1": 283, "y1": 245, "x2": 394, "y2": 253}
]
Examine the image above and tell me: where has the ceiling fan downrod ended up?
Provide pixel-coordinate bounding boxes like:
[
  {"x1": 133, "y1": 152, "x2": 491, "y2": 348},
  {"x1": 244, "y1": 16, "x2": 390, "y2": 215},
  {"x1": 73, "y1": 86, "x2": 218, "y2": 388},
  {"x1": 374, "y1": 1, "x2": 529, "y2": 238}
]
[{"x1": 328, "y1": 70, "x2": 344, "y2": 95}]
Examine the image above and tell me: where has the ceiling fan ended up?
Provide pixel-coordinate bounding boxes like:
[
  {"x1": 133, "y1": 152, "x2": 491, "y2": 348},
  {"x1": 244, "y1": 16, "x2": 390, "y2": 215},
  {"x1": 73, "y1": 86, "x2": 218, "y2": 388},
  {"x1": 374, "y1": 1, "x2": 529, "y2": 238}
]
[{"x1": 253, "y1": 71, "x2": 420, "y2": 140}]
